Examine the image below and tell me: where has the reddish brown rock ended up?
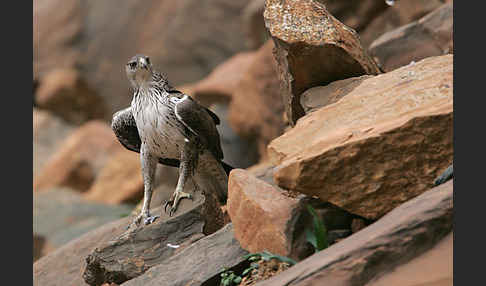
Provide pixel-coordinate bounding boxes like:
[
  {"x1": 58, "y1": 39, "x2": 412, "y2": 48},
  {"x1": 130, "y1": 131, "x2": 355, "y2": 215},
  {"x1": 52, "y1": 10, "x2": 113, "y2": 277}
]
[
  {"x1": 268, "y1": 55, "x2": 453, "y2": 220},
  {"x1": 264, "y1": 0, "x2": 381, "y2": 125},
  {"x1": 181, "y1": 51, "x2": 257, "y2": 107},
  {"x1": 255, "y1": 181, "x2": 453, "y2": 286},
  {"x1": 83, "y1": 150, "x2": 143, "y2": 204},
  {"x1": 33, "y1": 108, "x2": 75, "y2": 177},
  {"x1": 369, "y1": 3, "x2": 453, "y2": 72},
  {"x1": 359, "y1": 0, "x2": 447, "y2": 47},
  {"x1": 34, "y1": 0, "x2": 250, "y2": 115},
  {"x1": 228, "y1": 40, "x2": 286, "y2": 161},
  {"x1": 34, "y1": 120, "x2": 123, "y2": 193},
  {"x1": 241, "y1": 0, "x2": 389, "y2": 51},
  {"x1": 227, "y1": 169, "x2": 303, "y2": 259},
  {"x1": 35, "y1": 68, "x2": 108, "y2": 125}
]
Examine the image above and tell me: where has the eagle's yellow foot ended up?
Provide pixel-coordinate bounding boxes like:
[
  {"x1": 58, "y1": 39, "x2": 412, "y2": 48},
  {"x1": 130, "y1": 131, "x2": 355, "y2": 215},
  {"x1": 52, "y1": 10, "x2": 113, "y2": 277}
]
[{"x1": 164, "y1": 190, "x2": 192, "y2": 217}]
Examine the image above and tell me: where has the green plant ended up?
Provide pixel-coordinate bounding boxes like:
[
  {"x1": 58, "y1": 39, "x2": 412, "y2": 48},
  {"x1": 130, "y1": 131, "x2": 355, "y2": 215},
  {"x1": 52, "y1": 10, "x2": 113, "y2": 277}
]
[
  {"x1": 220, "y1": 269, "x2": 242, "y2": 286},
  {"x1": 243, "y1": 250, "x2": 297, "y2": 266},
  {"x1": 305, "y1": 204, "x2": 329, "y2": 252}
]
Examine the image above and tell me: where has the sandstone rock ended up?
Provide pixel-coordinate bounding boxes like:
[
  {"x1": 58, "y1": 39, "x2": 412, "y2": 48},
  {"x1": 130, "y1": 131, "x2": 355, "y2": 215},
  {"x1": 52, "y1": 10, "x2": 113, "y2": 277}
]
[
  {"x1": 300, "y1": 75, "x2": 373, "y2": 114},
  {"x1": 227, "y1": 169, "x2": 358, "y2": 261},
  {"x1": 227, "y1": 169, "x2": 304, "y2": 259},
  {"x1": 122, "y1": 223, "x2": 248, "y2": 286},
  {"x1": 241, "y1": 0, "x2": 389, "y2": 51},
  {"x1": 33, "y1": 234, "x2": 55, "y2": 263},
  {"x1": 33, "y1": 108, "x2": 75, "y2": 177},
  {"x1": 359, "y1": 0, "x2": 447, "y2": 47},
  {"x1": 34, "y1": 120, "x2": 123, "y2": 192},
  {"x1": 228, "y1": 40, "x2": 286, "y2": 161},
  {"x1": 269, "y1": 55, "x2": 453, "y2": 220},
  {"x1": 264, "y1": 0, "x2": 381, "y2": 125},
  {"x1": 33, "y1": 188, "x2": 132, "y2": 256},
  {"x1": 82, "y1": 190, "x2": 225, "y2": 285},
  {"x1": 83, "y1": 150, "x2": 143, "y2": 204},
  {"x1": 369, "y1": 3, "x2": 453, "y2": 72},
  {"x1": 35, "y1": 68, "x2": 108, "y2": 125},
  {"x1": 34, "y1": 0, "x2": 250, "y2": 115},
  {"x1": 255, "y1": 181, "x2": 453, "y2": 286},
  {"x1": 182, "y1": 51, "x2": 257, "y2": 107},
  {"x1": 367, "y1": 232, "x2": 453, "y2": 286}
]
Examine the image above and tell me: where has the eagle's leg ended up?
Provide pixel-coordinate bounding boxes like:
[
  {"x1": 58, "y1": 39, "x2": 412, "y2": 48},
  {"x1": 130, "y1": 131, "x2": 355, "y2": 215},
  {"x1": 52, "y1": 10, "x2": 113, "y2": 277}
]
[
  {"x1": 128, "y1": 143, "x2": 160, "y2": 229},
  {"x1": 164, "y1": 139, "x2": 196, "y2": 216}
]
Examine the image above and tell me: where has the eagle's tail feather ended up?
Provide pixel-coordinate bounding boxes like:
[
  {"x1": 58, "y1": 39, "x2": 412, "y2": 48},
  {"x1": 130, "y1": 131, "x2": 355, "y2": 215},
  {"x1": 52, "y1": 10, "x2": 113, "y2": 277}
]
[{"x1": 193, "y1": 152, "x2": 229, "y2": 204}]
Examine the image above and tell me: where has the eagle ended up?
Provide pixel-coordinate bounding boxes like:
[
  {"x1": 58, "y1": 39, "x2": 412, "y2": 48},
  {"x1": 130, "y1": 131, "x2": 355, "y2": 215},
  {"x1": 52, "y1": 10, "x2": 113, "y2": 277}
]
[{"x1": 111, "y1": 54, "x2": 232, "y2": 227}]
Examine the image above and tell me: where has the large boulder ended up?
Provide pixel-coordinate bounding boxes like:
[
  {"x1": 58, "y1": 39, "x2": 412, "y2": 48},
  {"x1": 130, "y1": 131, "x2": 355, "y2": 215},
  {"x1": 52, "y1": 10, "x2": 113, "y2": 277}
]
[
  {"x1": 34, "y1": 0, "x2": 251, "y2": 115},
  {"x1": 33, "y1": 120, "x2": 123, "y2": 193},
  {"x1": 369, "y1": 2, "x2": 453, "y2": 72},
  {"x1": 228, "y1": 40, "x2": 286, "y2": 161},
  {"x1": 264, "y1": 0, "x2": 381, "y2": 125},
  {"x1": 268, "y1": 55, "x2": 453, "y2": 220},
  {"x1": 255, "y1": 180, "x2": 453, "y2": 286}
]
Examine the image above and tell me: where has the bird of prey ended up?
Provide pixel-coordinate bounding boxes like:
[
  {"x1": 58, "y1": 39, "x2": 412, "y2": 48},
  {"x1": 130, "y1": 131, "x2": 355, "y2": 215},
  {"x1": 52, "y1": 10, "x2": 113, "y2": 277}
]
[{"x1": 112, "y1": 54, "x2": 233, "y2": 228}]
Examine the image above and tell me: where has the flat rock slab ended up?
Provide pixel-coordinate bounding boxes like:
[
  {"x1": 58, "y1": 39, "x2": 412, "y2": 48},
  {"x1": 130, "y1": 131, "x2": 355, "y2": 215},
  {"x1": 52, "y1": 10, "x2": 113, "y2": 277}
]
[
  {"x1": 255, "y1": 180, "x2": 453, "y2": 286},
  {"x1": 269, "y1": 55, "x2": 453, "y2": 219},
  {"x1": 264, "y1": 0, "x2": 381, "y2": 125},
  {"x1": 33, "y1": 188, "x2": 132, "y2": 251},
  {"x1": 83, "y1": 190, "x2": 225, "y2": 285},
  {"x1": 123, "y1": 223, "x2": 248, "y2": 286},
  {"x1": 369, "y1": 3, "x2": 453, "y2": 72}
]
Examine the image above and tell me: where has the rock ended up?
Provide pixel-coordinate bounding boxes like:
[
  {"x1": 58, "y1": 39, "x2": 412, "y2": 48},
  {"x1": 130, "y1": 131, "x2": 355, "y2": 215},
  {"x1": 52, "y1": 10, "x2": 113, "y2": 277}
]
[
  {"x1": 34, "y1": 214, "x2": 137, "y2": 286},
  {"x1": 300, "y1": 75, "x2": 373, "y2": 114},
  {"x1": 182, "y1": 51, "x2": 257, "y2": 107},
  {"x1": 268, "y1": 55, "x2": 453, "y2": 220},
  {"x1": 227, "y1": 169, "x2": 358, "y2": 261},
  {"x1": 369, "y1": 3, "x2": 453, "y2": 72},
  {"x1": 34, "y1": 120, "x2": 123, "y2": 193},
  {"x1": 359, "y1": 0, "x2": 446, "y2": 47},
  {"x1": 367, "y1": 232, "x2": 453, "y2": 286},
  {"x1": 33, "y1": 188, "x2": 133, "y2": 256},
  {"x1": 122, "y1": 223, "x2": 248, "y2": 286},
  {"x1": 35, "y1": 68, "x2": 109, "y2": 125},
  {"x1": 34, "y1": 0, "x2": 251, "y2": 115},
  {"x1": 264, "y1": 0, "x2": 381, "y2": 126},
  {"x1": 255, "y1": 180, "x2": 453, "y2": 286},
  {"x1": 228, "y1": 40, "x2": 286, "y2": 161},
  {"x1": 83, "y1": 150, "x2": 143, "y2": 204},
  {"x1": 33, "y1": 108, "x2": 75, "y2": 177},
  {"x1": 227, "y1": 169, "x2": 304, "y2": 260},
  {"x1": 241, "y1": 0, "x2": 389, "y2": 51},
  {"x1": 82, "y1": 190, "x2": 225, "y2": 286}
]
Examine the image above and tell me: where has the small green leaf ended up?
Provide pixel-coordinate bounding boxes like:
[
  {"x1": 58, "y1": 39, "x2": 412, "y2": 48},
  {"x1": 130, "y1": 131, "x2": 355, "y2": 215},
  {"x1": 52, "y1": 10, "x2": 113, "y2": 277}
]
[
  {"x1": 306, "y1": 205, "x2": 328, "y2": 251},
  {"x1": 233, "y1": 276, "x2": 242, "y2": 284}
]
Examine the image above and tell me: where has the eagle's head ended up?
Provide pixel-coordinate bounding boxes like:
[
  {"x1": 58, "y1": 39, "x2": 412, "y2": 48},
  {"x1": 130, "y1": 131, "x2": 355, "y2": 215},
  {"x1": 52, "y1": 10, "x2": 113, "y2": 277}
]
[{"x1": 126, "y1": 54, "x2": 153, "y2": 89}]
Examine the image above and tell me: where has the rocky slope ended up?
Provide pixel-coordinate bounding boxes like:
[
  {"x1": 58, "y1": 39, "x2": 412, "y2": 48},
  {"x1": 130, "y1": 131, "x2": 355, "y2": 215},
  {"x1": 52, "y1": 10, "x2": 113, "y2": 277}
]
[{"x1": 33, "y1": 1, "x2": 453, "y2": 285}]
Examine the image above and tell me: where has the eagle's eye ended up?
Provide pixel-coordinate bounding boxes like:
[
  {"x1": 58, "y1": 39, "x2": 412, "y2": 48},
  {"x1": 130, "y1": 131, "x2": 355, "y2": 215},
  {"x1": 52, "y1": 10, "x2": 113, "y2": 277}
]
[{"x1": 128, "y1": 62, "x2": 137, "y2": 69}]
